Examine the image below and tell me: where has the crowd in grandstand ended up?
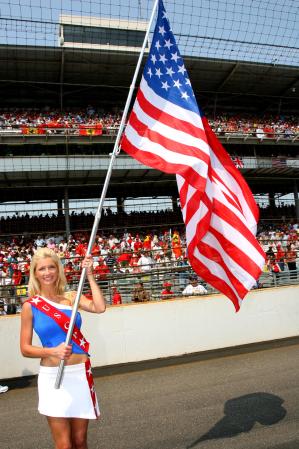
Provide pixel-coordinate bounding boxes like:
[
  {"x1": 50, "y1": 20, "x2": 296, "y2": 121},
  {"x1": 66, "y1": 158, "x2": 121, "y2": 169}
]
[
  {"x1": 0, "y1": 205, "x2": 297, "y2": 236},
  {"x1": 0, "y1": 107, "x2": 298, "y2": 139},
  {"x1": 208, "y1": 113, "x2": 299, "y2": 139},
  {"x1": 0, "y1": 221, "x2": 298, "y2": 312},
  {"x1": 0, "y1": 107, "x2": 122, "y2": 135}
]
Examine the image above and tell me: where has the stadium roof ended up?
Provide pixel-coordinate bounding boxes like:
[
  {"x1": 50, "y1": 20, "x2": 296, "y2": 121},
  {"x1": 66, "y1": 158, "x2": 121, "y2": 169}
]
[{"x1": 0, "y1": 45, "x2": 298, "y2": 112}]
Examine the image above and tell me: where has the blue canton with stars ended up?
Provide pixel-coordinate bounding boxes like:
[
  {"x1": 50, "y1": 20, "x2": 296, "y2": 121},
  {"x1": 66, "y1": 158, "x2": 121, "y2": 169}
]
[{"x1": 143, "y1": 0, "x2": 201, "y2": 115}]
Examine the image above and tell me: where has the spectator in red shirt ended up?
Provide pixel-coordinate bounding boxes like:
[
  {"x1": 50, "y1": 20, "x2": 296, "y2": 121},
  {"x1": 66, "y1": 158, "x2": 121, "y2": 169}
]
[
  {"x1": 64, "y1": 261, "x2": 76, "y2": 284},
  {"x1": 93, "y1": 260, "x2": 110, "y2": 280},
  {"x1": 161, "y1": 281, "x2": 174, "y2": 297},
  {"x1": 12, "y1": 267, "x2": 23, "y2": 286},
  {"x1": 112, "y1": 286, "x2": 122, "y2": 305},
  {"x1": 133, "y1": 235, "x2": 143, "y2": 252},
  {"x1": 76, "y1": 239, "x2": 87, "y2": 257},
  {"x1": 117, "y1": 251, "x2": 132, "y2": 269},
  {"x1": 143, "y1": 234, "x2": 152, "y2": 250}
]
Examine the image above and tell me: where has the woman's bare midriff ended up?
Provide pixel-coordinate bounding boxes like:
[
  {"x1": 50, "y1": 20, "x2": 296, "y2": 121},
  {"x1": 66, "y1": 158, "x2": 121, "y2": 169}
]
[{"x1": 41, "y1": 353, "x2": 89, "y2": 367}]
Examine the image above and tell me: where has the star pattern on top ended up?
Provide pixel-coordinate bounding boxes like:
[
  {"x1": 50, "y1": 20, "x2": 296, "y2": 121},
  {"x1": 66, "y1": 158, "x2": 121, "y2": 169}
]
[{"x1": 143, "y1": 1, "x2": 196, "y2": 111}]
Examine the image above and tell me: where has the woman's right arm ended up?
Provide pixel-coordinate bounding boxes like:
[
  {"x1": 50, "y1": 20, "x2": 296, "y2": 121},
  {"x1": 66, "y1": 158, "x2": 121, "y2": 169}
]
[{"x1": 20, "y1": 302, "x2": 72, "y2": 360}]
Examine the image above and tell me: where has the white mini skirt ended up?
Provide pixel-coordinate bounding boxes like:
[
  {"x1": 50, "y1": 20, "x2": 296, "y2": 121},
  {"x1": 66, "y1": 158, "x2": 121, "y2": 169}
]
[{"x1": 38, "y1": 361, "x2": 100, "y2": 419}]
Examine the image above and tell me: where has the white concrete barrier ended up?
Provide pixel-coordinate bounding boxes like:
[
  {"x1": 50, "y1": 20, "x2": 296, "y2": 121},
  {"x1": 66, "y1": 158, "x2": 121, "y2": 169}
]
[{"x1": 1, "y1": 285, "x2": 299, "y2": 379}]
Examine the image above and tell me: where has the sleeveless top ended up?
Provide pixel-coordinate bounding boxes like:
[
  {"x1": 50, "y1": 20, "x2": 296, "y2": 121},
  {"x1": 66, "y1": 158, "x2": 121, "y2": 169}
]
[{"x1": 31, "y1": 296, "x2": 87, "y2": 355}]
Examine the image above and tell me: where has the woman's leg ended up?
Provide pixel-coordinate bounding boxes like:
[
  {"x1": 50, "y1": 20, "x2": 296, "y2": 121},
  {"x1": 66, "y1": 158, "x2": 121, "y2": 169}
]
[
  {"x1": 70, "y1": 418, "x2": 89, "y2": 449},
  {"x1": 46, "y1": 417, "x2": 72, "y2": 449}
]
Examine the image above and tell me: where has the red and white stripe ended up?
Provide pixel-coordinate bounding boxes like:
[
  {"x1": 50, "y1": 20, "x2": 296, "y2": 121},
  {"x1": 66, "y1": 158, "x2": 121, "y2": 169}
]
[
  {"x1": 85, "y1": 359, "x2": 100, "y2": 418},
  {"x1": 121, "y1": 77, "x2": 265, "y2": 311}
]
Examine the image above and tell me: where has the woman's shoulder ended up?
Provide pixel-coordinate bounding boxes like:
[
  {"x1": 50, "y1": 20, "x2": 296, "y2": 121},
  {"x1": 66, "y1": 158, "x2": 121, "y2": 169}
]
[{"x1": 21, "y1": 299, "x2": 33, "y2": 317}]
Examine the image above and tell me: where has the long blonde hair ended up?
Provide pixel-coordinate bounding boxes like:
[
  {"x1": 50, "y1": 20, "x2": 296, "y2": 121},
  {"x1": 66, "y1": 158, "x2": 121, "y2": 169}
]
[{"x1": 28, "y1": 248, "x2": 67, "y2": 297}]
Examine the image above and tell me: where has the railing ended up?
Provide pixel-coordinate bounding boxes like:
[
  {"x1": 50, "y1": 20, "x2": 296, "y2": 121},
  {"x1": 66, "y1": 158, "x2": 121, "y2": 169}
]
[
  {"x1": 1, "y1": 264, "x2": 298, "y2": 313},
  {"x1": 0, "y1": 125, "x2": 298, "y2": 142}
]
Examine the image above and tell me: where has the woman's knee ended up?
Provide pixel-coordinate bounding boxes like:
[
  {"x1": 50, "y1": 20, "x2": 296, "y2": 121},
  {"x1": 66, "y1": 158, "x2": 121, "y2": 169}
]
[{"x1": 72, "y1": 433, "x2": 87, "y2": 449}]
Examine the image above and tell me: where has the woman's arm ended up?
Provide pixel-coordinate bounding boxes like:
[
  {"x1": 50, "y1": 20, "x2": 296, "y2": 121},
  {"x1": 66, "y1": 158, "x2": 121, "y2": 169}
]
[
  {"x1": 77, "y1": 255, "x2": 106, "y2": 314},
  {"x1": 20, "y1": 302, "x2": 72, "y2": 359}
]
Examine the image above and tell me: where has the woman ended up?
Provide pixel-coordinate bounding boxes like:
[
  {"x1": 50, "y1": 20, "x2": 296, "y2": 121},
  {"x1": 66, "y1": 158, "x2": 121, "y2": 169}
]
[{"x1": 20, "y1": 247, "x2": 106, "y2": 449}]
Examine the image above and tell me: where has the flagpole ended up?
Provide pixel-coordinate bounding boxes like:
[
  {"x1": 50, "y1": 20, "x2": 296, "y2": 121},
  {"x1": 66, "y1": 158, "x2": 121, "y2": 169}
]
[{"x1": 55, "y1": 0, "x2": 160, "y2": 389}]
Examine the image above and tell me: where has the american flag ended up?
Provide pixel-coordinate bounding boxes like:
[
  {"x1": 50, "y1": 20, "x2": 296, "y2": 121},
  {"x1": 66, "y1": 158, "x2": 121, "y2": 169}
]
[
  {"x1": 232, "y1": 157, "x2": 244, "y2": 169},
  {"x1": 121, "y1": 0, "x2": 265, "y2": 311},
  {"x1": 272, "y1": 157, "x2": 287, "y2": 168}
]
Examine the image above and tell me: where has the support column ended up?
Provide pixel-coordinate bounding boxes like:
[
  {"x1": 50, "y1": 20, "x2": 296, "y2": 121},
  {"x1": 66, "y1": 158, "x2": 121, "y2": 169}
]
[
  {"x1": 57, "y1": 197, "x2": 63, "y2": 217},
  {"x1": 64, "y1": 187, "x2": 71, "y2": 239},
  {"x1": 117, "y1": 196, "x2": 125, "y2": 214},
  {"x1": 268, "y1": 192, "x2": 276, "y2": 217},
  {"x1": 294, "y1": 180, "x2": 299, "y2": 222},
  {"x1": 213, "y1": 94, "x2": 218, "y2": 120},
  {"x1": 172, "y1": 196, "x2": 179, "y2": 211}
]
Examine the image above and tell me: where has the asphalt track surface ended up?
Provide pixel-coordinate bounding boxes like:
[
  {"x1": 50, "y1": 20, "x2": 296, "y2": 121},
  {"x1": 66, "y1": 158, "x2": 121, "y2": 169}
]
[{"x1": 1, "y1": 341, "x2": 299, "y2": 449}]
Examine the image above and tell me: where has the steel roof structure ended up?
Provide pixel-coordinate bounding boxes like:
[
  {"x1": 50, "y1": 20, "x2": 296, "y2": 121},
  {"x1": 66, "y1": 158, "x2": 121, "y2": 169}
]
[
  {"x1": 0, "y1": 45, "x2": 298, "y2": 111},
  {"x1": 0, "y1": 44, "x2": 298, "y2": 207}
]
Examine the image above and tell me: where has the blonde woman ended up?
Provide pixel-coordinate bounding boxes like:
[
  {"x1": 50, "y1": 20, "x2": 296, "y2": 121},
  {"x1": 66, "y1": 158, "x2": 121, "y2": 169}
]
[{"x1": 20, "y1": 247, "x2": 106, "y2": 449}]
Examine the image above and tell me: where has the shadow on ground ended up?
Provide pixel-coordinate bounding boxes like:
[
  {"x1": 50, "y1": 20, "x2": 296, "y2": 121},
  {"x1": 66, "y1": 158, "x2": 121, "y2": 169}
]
[{"x1": 187, "y1": 392, "x2": 287, "y2": 448}]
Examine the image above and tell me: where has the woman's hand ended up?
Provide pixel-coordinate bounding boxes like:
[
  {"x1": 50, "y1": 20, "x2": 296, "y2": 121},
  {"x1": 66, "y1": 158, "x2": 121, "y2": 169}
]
[
  {"x1": 81, "y1": 254, "x2": 94, "y2": 276},
  {"x1": 53, "y1": 342, "x2": 72, "y2": 360}
]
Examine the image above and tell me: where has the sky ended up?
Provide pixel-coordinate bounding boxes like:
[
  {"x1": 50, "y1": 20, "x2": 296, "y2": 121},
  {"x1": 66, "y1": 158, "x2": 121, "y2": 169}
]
[{"x1": 0, "y1": 0, "x2": 298, "y2": 65}]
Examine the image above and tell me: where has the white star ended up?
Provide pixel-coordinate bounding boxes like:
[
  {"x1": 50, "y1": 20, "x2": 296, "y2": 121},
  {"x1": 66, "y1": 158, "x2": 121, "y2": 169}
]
[
  {"x1": 166, "y1": 66, "x2": 175, "y2": 76},
  {"x1": 178, "y1": 64, "x2": 187, "y2": 75},
  {"x1": 171, "y1": 52, "x2": 180, "y2": 63},
  {"x1": 155, "y1": 68, "x2": 163, "y2": 78},
  {"x1": 173, "y1": 79, "x2": 182, "y2": 89},
  {"x1": 164, "y1": 39, "x2": 173, "y2": 49},
  {"x1": 155, "y1": 40, "x2": 161, "y2": 51},
  {"x1": 31, "y1": 297, "x2": 41, "y2": 305},
  {"x1": 185, "y1": 78, "x2": 191, "y2": 86},
  {"x1": 161, "y1": 81, "x2": 170, "y2": 91},
  {"x1": 79, "y1": 337, "x2": 86, "y2": 347},
  {"x1": 162, "y1": 11, "x2": 168, "y2": 20},
  {"x1": 91, "y1": 385, "x2": 95, "y2": 394},
  {"x1": 151, "y1": 54, "x2": 157, "y2": 64},
  {"x1": 147, "y1": 67, "x2": 153, "y2": 78},
  {"x1": 87, "y1": 367, "x2": 92, "y2": 376},
  {"x1": 159, "y1": 54, "x2": 167, "y2": 64},
  {"x1": 181, "y1": 91, "x2": 190, "y2": 100},
  {"x1": 158, "y1": 26, "x2": 166, "y2": 36}
]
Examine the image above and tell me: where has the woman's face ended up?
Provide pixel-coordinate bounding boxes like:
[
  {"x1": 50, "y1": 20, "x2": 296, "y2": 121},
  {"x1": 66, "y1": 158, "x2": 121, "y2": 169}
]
[{"x1": 35, "y1": 257, "x2": 58, "y2": 289}]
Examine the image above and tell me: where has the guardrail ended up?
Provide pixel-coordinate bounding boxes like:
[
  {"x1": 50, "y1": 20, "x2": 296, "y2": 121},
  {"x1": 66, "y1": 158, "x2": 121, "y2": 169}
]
[
  {"x1": 0, "y1": 125, "x2": 298, "y2": 143},
  {"x1": 1, "y1": 265, "x2": 298, "y2": 313}
]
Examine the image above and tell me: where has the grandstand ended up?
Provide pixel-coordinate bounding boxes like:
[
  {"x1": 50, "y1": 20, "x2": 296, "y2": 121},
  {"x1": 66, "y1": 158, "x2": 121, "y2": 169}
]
[{"x1": 0, "y1": 0, "x2": 298, "y2": 307}]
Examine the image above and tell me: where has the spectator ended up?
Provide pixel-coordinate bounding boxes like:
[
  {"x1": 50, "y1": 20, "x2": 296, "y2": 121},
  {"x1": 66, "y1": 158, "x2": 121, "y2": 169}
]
[
  {"x1": 182, "y1": 275, "x2": 207, "y2": 295},
  {"x1": 104, "y1": 251, "x2": 117, "y2": 272},
  {"x1": 161, "y1": 281, "x2": 174, "y2": 297},
  {"x1": 112, "y1": 286, "x2": 122, "y2": 305},
  {"x1": 285, "y1": 245, "x2": 297, "y2": 279},
  {"x1": 137, "y1": 251, "x2": 154, "y2": 273},
  {"x1": 34, "y1": 235, "x2": 45, "y2": 247},
  {"x1": 0, "y1": 264, "x2": 7, "y2": 295},
  {"x1": 132, "y1": 281, "x2": 150, "y2": 302},
  {"x1": 12, "y1": 266, "x2": 22, "y2": 286},
  {"x1": 0, "y1": 303, "x2": 6, "y2": 315}
]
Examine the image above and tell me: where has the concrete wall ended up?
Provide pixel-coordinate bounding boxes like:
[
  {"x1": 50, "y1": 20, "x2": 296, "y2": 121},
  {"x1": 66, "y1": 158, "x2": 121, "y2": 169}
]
[{"x1": 1, "y1": 285, "x2": 299, "y2": 380}]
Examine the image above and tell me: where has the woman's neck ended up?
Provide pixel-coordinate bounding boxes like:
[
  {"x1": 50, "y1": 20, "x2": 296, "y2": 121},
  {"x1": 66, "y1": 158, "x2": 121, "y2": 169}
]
[{"x1": 40, "y1": 288, "x2": 59, "y2": 301}]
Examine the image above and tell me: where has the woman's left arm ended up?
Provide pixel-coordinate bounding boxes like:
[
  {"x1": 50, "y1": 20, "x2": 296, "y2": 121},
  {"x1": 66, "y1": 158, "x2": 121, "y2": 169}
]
[{"x1": 78, "y1": 255, "x2": 106, "y2": 314}]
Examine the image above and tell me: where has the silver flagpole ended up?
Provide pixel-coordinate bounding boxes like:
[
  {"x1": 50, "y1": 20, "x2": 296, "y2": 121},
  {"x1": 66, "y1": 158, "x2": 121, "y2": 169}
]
[{"x1": 55, "y1": 0, "x2": 160, "y2": 389}]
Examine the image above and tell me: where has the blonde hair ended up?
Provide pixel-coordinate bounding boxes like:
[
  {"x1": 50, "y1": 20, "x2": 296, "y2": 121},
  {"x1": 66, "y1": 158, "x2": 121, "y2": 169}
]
[{"x1": 28, "y1": 247, "x2": 67, "y2": 297}]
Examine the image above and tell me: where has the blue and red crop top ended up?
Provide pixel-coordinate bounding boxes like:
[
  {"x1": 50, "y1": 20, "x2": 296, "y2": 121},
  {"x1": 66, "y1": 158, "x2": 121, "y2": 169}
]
[{"x1": 31, "y1": 296, "x2": 87, "y2": 355}]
